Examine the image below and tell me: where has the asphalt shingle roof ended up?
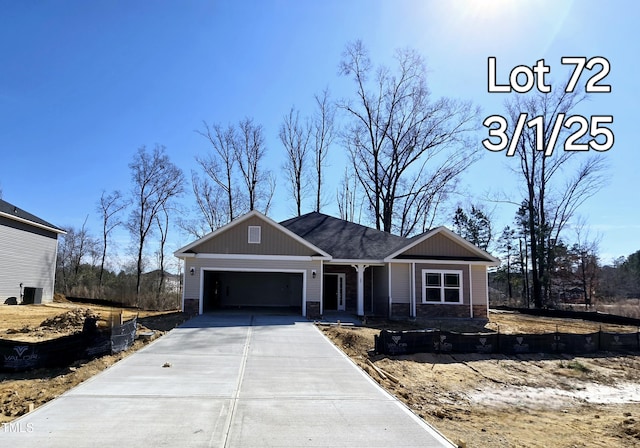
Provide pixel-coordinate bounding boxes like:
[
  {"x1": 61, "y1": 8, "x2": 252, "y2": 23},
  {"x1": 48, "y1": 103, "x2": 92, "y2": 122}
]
[
  {"x1": 280, "y1": 212, "x2": 410, "y2": 260},
  {"x1": 0, "y1": 198, "x2": 64, "y2": 232}
]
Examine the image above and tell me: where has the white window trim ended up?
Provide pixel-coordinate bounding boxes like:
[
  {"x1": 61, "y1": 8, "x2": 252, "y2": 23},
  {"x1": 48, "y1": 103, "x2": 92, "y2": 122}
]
[
  {"x1": 248, "y1": 225, "x2": 261, "y2": 244},
  {"x1": 422, "y1": 269, "x2": 464, "y2": 304}
]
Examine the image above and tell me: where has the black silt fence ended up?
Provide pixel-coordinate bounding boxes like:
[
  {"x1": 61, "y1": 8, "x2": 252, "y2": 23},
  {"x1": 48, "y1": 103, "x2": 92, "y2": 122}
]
[
  {"x1": 111, "y1": 317, "x2": 137, "y2": 353},
  {"x1": 375, "y1": 328, "x2": 640, "y2": 356},
  {"x1": 0, "y1": 333, "x2": 87, "y2": 371},
  {"x1": 0, "y1": 316, "x2": 138, "y2": 372},
  {"x1": 600, "y1": 331, "x2": 639, "y2": 352},
  {"x1": 548, "y1": 332, "x2": 600, "y2": 354}
]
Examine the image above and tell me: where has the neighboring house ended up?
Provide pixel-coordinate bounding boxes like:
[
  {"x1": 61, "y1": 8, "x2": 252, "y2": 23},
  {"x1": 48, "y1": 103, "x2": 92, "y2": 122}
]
[
  {"x1": 0, "y1": 199, "x2": 66, "y2": 304},
  {"x1": 142, "y1": 269, "x2": 182, "y2": 294},
  {"x1": 174, "y1": 210, "x2": 500, "y2": 319}
]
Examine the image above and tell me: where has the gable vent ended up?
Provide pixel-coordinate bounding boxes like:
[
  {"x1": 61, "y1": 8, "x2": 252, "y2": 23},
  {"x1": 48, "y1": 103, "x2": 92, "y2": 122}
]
[{"x1": 248, "y1": 225, "x2": 261, "y2": 244}]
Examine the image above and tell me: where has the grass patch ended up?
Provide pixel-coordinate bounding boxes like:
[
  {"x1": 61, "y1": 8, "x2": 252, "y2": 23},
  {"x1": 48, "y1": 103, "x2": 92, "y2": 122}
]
[{"x1": 560, "y1": 360, "x2": 591, "y2": 373}]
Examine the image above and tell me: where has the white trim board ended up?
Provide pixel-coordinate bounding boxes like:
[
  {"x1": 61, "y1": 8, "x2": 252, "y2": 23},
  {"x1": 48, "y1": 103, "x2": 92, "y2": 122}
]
[
  {"x1": 387, "y1": 259, "x2": 497, "y2": 266},
  {"x1": 191, "y1": 254, "x2": 327, "y2": 261},
  {"x1": 0, "y1": 212, "x2": 66, "y2": 235}
]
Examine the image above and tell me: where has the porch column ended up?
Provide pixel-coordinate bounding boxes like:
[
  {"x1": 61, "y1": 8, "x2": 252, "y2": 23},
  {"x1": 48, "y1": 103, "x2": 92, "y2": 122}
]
[{"x1": 351, "y1": 264, "x2": 368, "y2": 316}]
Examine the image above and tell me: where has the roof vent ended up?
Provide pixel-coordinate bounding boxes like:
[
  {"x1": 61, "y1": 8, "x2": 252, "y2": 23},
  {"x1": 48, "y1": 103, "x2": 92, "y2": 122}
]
[{"x1": 248, "y1": 225, "x2": 261, "y2": 244}]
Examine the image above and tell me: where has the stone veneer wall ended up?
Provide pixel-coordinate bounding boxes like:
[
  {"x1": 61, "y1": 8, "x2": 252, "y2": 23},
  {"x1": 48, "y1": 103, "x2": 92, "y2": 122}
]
[
  {"x1": 416, "y1": 304, "x2": 471, "y2": 319},
  {"x1": 183, "y1": 298, "x2": 199, "y2": 316},
  {"x1": 391, "y1": 303, "x2": 410, "y2": 318},
  {"x1": 306, "y1": 301, "x2": 321, "y2": 319},
  {"x1": 472, "y1": 305, "x2": 488, "y2": 319}
]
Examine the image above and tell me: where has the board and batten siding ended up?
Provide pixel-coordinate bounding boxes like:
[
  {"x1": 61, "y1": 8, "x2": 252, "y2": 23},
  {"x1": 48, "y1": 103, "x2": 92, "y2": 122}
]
[
  {"x1": 0, "y1": 218, "x2": 59, "y2": 303},
  {"x1": 183, "y1": 256, "x2": 323, "y2": 306},
  {"x1": 401, "y1": 232, "x2": 480, "y2": 258},
  {"x1": 190, "y1": 216, "x2": 317, "y2": 256}
]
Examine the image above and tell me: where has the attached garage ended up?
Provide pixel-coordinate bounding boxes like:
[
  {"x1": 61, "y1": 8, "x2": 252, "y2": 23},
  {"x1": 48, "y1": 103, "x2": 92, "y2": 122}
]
[
  {"x1": 175, "y1": 211, "x2": 330, "y2": 317},
  {"x1": 202, "y1": 270, "x2": 303, "y2": 312}
]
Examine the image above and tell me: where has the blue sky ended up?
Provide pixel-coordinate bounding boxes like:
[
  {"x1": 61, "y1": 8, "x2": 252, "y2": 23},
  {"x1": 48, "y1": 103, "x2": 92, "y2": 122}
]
[{"x1": 0, "y1": 0, "x2": 637, "y2": 267}]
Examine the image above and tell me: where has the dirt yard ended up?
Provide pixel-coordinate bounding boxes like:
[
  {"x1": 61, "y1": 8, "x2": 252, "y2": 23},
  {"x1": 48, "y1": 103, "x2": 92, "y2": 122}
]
[
  {"x1": 3, "y1": 303, "x2": 640, "y2": 447},
  {"x1": 321, "y1": 311, "x2": 640, "y2": 447},
  {"x1": 0, "y1": 299, "x2": 188, "y2": 423}
]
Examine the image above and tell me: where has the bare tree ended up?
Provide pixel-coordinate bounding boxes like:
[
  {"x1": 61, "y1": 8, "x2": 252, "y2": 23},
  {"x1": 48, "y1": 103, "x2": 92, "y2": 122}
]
[
  {"x1": 56, "y1": 218, "x2": 99, "y2": 296},
  {"x1": 572, "y1": 218, "x2": 601, "y2": 309},
  {"x1": 97, "y1": 190, "x2": 128, "y2": 289},
  {"x1": 498, "y1": 225, "x2": 517, "y2": 300},
  {"x1": 195, "y1": 122, "x2": 240, "y2": 221},
  {"x1": 233, "y1": 117, "x2": 275, "y2": 213},
  {"x1": 127, "y1": 145, "x2": 184, "y2": 302},
  {"x1": 181, "y1": 171, "x2": 229, "y2": 238},
  {"x1": 504, "y1": 86, "x2": 608, "y2": 308},
  {"x1": 396, "y1": 169, "x2": 460, "y2": 236},
  {"x1": 336, "y1": 167, "x2": 362, "y2": 223},
  {"x1": 339, "y1": 40, "x2": 480, "y2": 234},
  {"x1": 280, "y1": 106, "x2": 311, "y2": 216},
  {"x1": 185, "y1": 121, "x2": 246, "y2": 238},
  {"x1": 154, "y1": 203, "x2": 169, "y2": 300},
  {"x1": 515, "y1": 204, "x2": 531, "y2": 307},
  {"x1": 311, "y1": 88, "x2": 335, "y2": 212}
]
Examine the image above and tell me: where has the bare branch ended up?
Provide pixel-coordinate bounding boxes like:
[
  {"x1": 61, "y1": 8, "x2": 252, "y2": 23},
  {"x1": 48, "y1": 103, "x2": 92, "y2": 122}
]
[
  {"x1": 339, "y1": 41, "x2": 480, "y2": 234},
  {"x1": 280, "y1": 106, "x2": 311, "y2": 216}
]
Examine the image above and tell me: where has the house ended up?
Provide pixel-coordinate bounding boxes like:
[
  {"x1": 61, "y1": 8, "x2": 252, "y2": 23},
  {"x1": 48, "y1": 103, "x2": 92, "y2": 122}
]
[
  {"x1": 142, "y1": 269, "x2": 182, "y2": 295},
  {"x1": 0, "y1": 199, "x2": 66, "y2": 304},
  {"x1": 174, "y1": 210, "x2": 500, "y2": 319}
]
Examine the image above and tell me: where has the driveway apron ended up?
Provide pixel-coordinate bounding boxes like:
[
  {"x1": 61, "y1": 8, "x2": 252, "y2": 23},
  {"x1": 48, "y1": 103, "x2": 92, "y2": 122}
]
[{"x1": 1, "y1": 312, "x2": 454, "y2": 447}]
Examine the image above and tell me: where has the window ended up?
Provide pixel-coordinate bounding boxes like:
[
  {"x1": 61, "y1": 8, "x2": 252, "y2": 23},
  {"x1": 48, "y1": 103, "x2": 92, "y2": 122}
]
[
  {"x1": 248, "y1": 226, "x2": 261, "y2": 244},
  {"x1": 422, "y1": 270, "x2": 463, "y2": 304}
]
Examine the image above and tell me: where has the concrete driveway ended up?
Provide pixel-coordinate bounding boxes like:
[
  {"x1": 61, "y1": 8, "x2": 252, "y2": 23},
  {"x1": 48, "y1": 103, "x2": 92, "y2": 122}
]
[{"x1": 1, "y1": 312, "x2": 454, "y2": 447}]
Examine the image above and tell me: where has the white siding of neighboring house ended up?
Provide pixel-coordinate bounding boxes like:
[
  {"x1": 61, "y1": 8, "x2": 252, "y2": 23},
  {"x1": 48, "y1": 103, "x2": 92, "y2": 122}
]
[{"x1": 0, "y1": 221, "x2": 59, "y2": 303}]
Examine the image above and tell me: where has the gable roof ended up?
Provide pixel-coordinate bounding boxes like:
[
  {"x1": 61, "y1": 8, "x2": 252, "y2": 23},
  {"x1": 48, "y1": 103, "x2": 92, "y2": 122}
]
[
  {"x1": 384, "y1": 226, "x2": 500, "y2": 264},
  {"x1": 0, "y1": 198, "x2": 65, "y2": 234},
  {"x1": 175, "y1": 210, "x2": 499, "y2": 265},
  {"x1": 174, "y1": 210, "x2": 331, "y2": 258},
  {"x1": 280, "y1": 212, "x2": 408, "y2": 261}
]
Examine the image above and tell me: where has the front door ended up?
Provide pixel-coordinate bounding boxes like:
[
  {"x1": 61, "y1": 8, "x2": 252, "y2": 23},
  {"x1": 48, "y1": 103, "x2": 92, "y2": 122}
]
[{"x1": 323, "y1": 273, "x2": 346, "y2": 311}]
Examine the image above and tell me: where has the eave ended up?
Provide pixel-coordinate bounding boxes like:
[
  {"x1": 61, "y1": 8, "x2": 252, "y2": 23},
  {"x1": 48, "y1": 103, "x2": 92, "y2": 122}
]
[{"x1": 0, "y1": 211, "x2": 66, "y2": 235}]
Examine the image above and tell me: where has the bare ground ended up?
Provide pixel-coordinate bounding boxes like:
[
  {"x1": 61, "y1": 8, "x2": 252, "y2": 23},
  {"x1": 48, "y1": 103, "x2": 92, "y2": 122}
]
[
  {"x1": 321, "y1": 311, "x2": 640, "y2": 448},
  {"x1": 0, "y1": 300, "x2": 188, "y2": 423},
  {"x1": 3, "y1": 303, "x2": 640, "y2": 446}
]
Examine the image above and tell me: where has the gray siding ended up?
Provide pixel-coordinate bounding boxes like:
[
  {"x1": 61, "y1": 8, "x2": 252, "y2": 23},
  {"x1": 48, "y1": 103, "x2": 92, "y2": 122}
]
[
  {"x1": 390, "y1": 263, "x2": 411, "y2": 304},
  {"x1": 191, "y1": 216, "x2": 318, "y2": 256},
  {"x1": 401, "y1": 232, "x2": 481, "y2": 258},
  {"x1": 414, "y1": 262, "x2": 470, "y2": 305},
  {"x1": 471, "y1": 264, "x2": 488, "y2": 306},
  {"x1": 183, "y1": 257, "x2": 322, "y2": 314},
  {"x1": 0, "y1": 221, "x2": 58, "y2": 303}
]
